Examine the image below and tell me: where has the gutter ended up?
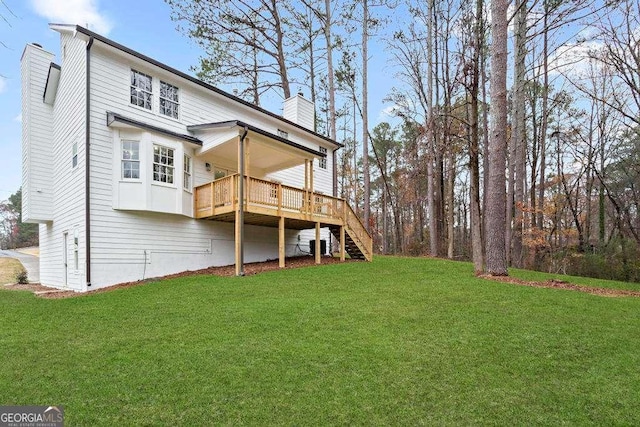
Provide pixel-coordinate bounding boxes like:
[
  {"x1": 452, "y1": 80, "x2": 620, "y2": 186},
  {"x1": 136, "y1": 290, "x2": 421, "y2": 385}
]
[
  {"x1": 237, "y1": 126, "x2": 249, "y2": 276},
  {"x1": 85, "y1": 36, "x2": 94, "y2": 287}
]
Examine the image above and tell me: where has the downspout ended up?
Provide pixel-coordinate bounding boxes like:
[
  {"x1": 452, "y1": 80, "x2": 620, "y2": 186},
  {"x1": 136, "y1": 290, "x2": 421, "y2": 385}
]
[
  {"x1": 85, "y1": 36, "x2": 94, "y2": 287},
  {"x1": 238, "y1": 126, "x2": 249, "y2": 276}
]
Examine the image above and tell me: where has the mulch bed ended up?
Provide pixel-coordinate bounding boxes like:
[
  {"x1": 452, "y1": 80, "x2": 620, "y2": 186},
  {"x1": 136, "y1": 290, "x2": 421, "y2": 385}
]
[
  {"x1": 4, "y1": 256, "x2": 360, "y2": 299},
  {"x1": 480, "y1": 274, "x2": 640, "y2": 297}
]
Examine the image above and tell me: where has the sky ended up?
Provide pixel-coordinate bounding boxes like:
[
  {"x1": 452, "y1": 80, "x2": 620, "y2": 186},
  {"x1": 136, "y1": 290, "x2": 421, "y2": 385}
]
[{"x1": 0, "y1": 0, "x2": 397, "y2": 201}]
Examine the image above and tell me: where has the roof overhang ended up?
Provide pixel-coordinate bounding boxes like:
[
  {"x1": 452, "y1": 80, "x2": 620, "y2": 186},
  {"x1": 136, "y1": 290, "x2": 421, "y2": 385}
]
[
  {"x1": 189, "y1": 120, "x2": 325, "y2": 174},
  {"x1": 106, "y1": 112, "x2": 202, "y2": 146},
  {"x1": 43, "y1": 62, "x2": 61, "y2": 105}
]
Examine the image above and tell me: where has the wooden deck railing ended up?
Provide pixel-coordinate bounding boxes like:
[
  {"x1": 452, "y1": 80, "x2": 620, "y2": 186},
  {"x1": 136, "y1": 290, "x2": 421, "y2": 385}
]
[{"x1": 194, "y1": 174, "x2": 372, "y2": 259}]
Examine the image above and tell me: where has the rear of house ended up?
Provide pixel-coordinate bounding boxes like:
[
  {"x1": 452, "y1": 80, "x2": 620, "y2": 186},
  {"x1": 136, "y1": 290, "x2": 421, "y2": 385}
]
[{"x1": 22, "y1": 24, "x2": 371, "y2": 292}]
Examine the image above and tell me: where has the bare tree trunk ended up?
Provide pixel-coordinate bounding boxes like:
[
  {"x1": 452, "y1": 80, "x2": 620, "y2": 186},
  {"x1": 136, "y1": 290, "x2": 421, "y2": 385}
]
[
  {"x1": 427, "y1": 0, "x2": 438, "y2": 256},
  {"x1": 481, "y1": 34, "x2": 489, "y2": 263},
  {"x1": 485, "y1": 0, "x2": 509, "y2": 275},
  {"x1": 511, "y1": 0, "x2": 527, "y2": 267},
  {"x1": 468, "y1": 0, "x2": 485, "y2": 273},
  {"x1": 272, "y1": 0, "x2": 291, "y2": 99},
  {"x1": 447, "y1": 150, "x2": 455, "y2": 259},
  {"x1": 362, "y1": 0, "x2": 371, "y2": 232},
  {"x1": 324, "y1": 0, "x2": 338, "y2": 197}
]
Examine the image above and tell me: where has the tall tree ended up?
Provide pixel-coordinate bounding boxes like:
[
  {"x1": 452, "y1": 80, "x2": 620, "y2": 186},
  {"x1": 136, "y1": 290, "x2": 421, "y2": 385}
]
[
  {"x1": 0, "y1": 189, "x2": 39, "y2": 249},
  {"x1": 166, "y1": 0, "x2": 293, "y2": 104},
  {"x1": 509, "y1": 0, "x2": 528, "y2": 268},
  {"x1": 485, "y1": 0, "x2": 508, "y2": 275}
]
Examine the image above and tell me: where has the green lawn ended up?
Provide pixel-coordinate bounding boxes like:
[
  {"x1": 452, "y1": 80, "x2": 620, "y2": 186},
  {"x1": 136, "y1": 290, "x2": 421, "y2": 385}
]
[{"x1": 1, "y1": 256, "x2": 639, "y2": 425}]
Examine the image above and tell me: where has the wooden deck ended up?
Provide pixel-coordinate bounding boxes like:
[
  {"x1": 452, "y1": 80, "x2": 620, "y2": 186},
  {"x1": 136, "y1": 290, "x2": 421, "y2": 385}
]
[{"x1": 194, "y1": 174, "x2": 373, "y2": 261}]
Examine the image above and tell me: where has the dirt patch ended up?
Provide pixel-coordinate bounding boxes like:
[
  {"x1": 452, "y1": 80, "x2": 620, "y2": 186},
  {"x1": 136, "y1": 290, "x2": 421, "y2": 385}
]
[
  {"x1": 18, "y1": 256, "x2": 360, "y2": 299},
  {"x1": 3, "y1": 283, "x2": 68, "y2": 297},
  {"x1": 481, "y1": 274, "x2": 640, "y2": 297}
]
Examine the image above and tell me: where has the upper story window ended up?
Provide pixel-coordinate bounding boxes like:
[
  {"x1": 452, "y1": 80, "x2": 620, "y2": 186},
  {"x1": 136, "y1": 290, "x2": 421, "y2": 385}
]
[
  {"x1": 72, "y1": 142, "x2": 78, "y2": 168},
  {"x1": 160, "y1": 81, "x2": 180, "y2": 119},
  {"x1": 153, "y1": 144, "x2": 174, "y2": 184},
  {"x1": 183, "y1": 154, "x2": 192, "y2": 191},
  {"x1": 122, "y1": 140, "x2": 140, "y2": 179},
  {"x1": 319, "y1": 146, "x2": 327, "y2": 169},
  {"x1": 130, "y1": 70, "x2": 152, "y2": 110}
]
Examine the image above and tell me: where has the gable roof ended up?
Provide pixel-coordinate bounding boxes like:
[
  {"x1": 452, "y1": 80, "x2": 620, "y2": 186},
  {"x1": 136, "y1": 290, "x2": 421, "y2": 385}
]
[{"x1": 51, "y1": 23, "x2": 342, "y2": 149}]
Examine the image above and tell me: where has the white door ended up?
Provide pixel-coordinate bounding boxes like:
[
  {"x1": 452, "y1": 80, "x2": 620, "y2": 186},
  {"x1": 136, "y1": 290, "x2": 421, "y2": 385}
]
[{"x1": 63, "y1": 232, "x2": 68, "y2": 287}]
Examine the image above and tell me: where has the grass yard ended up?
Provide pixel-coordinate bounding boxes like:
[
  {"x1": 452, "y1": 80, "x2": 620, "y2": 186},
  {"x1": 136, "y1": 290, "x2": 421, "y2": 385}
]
[
  {"x1": 1, "y1": 256, "x2": 639, "y2": 425},
  {"x1": 0, "y1": 257, "x2": 25, "y2": 285}
]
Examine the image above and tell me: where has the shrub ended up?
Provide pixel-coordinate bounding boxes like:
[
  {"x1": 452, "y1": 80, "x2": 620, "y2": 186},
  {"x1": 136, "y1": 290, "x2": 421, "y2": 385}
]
[{"x1": 16, "y1": 269, "x2": 28, "y2": 284}]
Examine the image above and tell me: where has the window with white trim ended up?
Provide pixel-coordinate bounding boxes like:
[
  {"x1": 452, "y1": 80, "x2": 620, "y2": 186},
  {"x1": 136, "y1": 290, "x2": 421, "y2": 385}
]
[
  {"x1": 160, "y1": 81, "x2": 179, "y2": 119},
  {"x1": 153, "y1": 144, "x2": 174, "y2": 184},
  {"x1": 72, "y1": 142, "x2": 78, "y2": 168},
  {"x1": 319, "y1": 146, "x2": 327, "y2": 169},
  {"x1": 183, "y1": 154, "x2": 192, "y2": 191},
  {"x1": 130, "y1": 70, "x2": 152, "y2": 110},
  {"x1": 122, "y1": 140, "x2": 140, "y2": 179}
]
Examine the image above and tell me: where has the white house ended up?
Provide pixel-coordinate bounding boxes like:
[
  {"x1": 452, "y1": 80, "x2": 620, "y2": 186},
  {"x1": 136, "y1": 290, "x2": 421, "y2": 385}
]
[{"x1": 21, "y1": 24, "x2": 372, "y2": 292}]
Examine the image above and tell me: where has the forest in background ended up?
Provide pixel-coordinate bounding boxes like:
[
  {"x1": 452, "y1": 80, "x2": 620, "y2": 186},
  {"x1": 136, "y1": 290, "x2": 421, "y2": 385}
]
[{"x1": 165, "y1": 0, "x2": 640, "y2": 282}]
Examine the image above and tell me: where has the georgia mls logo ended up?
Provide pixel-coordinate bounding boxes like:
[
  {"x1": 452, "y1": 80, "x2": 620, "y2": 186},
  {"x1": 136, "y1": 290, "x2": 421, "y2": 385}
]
[{"x1": 0, "y1": 405, "x2": 64, "y2": 427}]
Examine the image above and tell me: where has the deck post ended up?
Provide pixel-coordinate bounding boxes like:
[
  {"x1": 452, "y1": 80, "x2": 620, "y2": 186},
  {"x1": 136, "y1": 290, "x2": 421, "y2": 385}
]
[
  {"x1": 309, "y1": 159, "x2": 314, "y2": 215},
  {"x1": 245, "y1": 137, "x2": 250, "y2": 207},
  {"x1": 277, "y1": 183, "x2": 282, "y2": 216},
  {"x1": 315, "y1": 222, "x2": 321, "y2": 264},
  {"x1": 304, "y1": 159, "x2": 310, "y2": 216},
  {"x1": 340, "y1": 225, "x2": 345, "y2": 262},
  {"x1": 235, "y1": 209, "x2": 242, "y2": 275},
  {"x1": 236, "y1": 129, "x2": 248, "y2": 276},
  {"x1": 279, "y1": 216, "x2": 285, "y2": 268},
  {"x1": 210, "y1": 182, "x2": 214, "y2": 217}
]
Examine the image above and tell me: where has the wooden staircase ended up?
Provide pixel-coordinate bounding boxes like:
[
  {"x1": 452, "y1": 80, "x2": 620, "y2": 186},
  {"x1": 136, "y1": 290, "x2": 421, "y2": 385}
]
[
  {"x1": 328, "y1": 203, "x2": 372, "y2": 261},
  {"x1": 328, "y1": 225, "x2": 365, "y2": 260}
]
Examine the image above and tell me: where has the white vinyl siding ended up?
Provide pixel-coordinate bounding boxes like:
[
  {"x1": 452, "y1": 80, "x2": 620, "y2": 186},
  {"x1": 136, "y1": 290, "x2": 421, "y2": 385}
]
[
  {"x1": 84, "y1": 42, "x2": 336, "y2": 289},
  {"x1": 35, "y1": 32, "x2": 87, "y2": 290}
]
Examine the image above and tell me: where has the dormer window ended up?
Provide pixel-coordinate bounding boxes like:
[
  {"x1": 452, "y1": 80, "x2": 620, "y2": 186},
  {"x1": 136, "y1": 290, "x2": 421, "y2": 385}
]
[
  {"x1": 130, "y1": 70, "x2": 152, "y2": 110},
  {"x1": 160, "y1": 81, "x2": 179, "y2": 119}
]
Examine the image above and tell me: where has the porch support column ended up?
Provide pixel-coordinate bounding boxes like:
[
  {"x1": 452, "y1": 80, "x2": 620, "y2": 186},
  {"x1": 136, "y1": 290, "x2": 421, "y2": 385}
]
[
  {"x1": 279, "y1": 216, "x2": 285, "y2": 268},
  {"x1": 304, "y1": 159, "x2": 309, "y2": 190},
  {"x1": 236, "y1": 128, "x2": 248, "y2": 276},
  {"x1": 304, "y1": 159, "x2": 309, "y2": 216},
  {"x1": 309, "y1": 158, "x2": 315, "y2": 215},
  {"x1": 245, "y1": 137, "x2": 250, "y2": 208},
  {"x1": 340, "y1": 225, "x2": 345, "y2": 262},
  {"x1": 315, "y1": 222, "x2": 321, "y2": 264}
]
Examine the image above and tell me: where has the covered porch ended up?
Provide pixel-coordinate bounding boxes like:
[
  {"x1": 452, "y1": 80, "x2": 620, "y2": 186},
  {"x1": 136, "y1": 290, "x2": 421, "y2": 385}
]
[{"x1": 189, "y1": 120, "x2": 372, "y2": 275}]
